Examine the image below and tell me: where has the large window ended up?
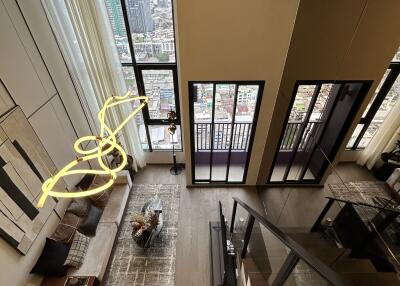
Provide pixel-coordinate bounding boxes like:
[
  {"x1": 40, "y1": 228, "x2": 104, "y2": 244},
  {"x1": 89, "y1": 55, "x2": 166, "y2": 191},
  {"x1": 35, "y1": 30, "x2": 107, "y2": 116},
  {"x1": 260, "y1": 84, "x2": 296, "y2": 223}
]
[
  {"x1": 105, "y1": 0, "x2": 180, "y2": 151},
  {"x1": 347, "y1": 60, "x2": 400, "y2": 150}
]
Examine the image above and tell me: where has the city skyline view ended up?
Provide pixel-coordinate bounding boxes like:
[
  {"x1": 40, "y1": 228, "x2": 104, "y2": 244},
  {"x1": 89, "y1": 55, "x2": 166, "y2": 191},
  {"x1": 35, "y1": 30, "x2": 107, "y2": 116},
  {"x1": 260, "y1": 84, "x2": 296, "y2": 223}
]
[{"x1": 105, "y1": 0, "x2": 179, "y2": 149}]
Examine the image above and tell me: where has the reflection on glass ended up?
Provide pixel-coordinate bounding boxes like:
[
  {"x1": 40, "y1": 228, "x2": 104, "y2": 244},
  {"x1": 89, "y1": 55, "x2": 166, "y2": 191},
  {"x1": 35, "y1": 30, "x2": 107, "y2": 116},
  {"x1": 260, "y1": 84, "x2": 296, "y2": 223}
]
[
  {"x1": 104, "y1": 0, "x2": 132, "y2": 63},
  {"x1": 287, "y1": 84, "x2": 333, "y2": 181},
  {"x1": 346, "y1": 124, "x2": 364, "y2": 149},
  {"x1": 124, "y1": 0, "x2": 175, "y2": 63},
  {"x1": 146, "y1": 125, "x2": 181, "y2": 150},
  {"x1": 359, "y1": 73, "x2": 400, "y2": 148},
  {"x1": 142, "y1": 70, "x2": 175, "y2": 120},
  {"x1": 122, "y1": 66, "x2": 139, "y2": 94},
  {"x1": 228, "y1": 85, "x2": 259, "y2": 182},
  {"x1": 362, "y1": 69, "x2": 390, "y2": 118},
  {"x1": 136, "y1": 110, "x2": 149, "y2": 149},
  {"x1": 289, "y1": 85, "x2": 316, "y2": 122},
  {"x1": 193, "y1": 84, "x2": 213, "y2": 180}
]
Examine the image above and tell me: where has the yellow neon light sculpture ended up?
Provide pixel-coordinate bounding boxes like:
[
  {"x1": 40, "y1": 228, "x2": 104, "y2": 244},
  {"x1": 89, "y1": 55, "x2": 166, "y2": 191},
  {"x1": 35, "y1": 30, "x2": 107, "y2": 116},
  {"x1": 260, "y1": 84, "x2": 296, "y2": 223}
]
[{"x1": 37, "y1": 91, "x2": 148, "y2": 208}]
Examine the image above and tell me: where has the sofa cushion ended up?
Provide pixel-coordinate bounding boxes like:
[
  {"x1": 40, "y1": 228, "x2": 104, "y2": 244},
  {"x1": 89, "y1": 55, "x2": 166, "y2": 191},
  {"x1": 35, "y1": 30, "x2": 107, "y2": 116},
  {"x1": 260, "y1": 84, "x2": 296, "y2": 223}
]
[
  {"x1": 100, "y1": 184, "x2": 130, "y2": 226},
  {"x1": 67, "y1": 199, "x2": 91, "y2": 217},
  {"x1": 68, "y1": 223, "x2": 117, "y2": 281},
  {"x1": 88, "y1": 176, "x2": 112, "y2": 208},
  {"x1": 51, "y1": 212, "x2": 81, "y2": 243},
  {"x1": 78, "y1": 205, "x2": 103, "y2": 236},
  {"x1": 30, "y1": 238, "x2": 70, "y2": 276}
]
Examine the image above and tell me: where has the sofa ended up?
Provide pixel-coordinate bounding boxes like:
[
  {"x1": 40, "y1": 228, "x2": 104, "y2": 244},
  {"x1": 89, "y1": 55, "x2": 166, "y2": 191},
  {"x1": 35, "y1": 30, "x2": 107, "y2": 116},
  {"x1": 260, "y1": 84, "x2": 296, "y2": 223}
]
[{"x1": 26, "y1": 171, "x2": 132, "y2": 285}]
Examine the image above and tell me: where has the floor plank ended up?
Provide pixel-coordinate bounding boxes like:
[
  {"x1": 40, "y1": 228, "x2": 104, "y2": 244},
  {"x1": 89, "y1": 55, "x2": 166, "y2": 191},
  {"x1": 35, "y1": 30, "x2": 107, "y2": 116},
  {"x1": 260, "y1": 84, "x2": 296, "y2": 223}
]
[{"x1": 133, "y1": 162, "x2": 376, "y2": 286}]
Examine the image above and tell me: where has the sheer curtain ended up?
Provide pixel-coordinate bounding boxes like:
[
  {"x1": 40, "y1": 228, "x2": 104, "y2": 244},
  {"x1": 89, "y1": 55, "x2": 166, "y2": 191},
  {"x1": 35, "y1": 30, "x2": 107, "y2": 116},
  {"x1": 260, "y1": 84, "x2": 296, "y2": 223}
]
[
  {"x1": 42, "y1": 0, "x2": 146, "y2": 170},
  {"x1": 357, "y1": 99, "x2": 400, "y2": 169}
]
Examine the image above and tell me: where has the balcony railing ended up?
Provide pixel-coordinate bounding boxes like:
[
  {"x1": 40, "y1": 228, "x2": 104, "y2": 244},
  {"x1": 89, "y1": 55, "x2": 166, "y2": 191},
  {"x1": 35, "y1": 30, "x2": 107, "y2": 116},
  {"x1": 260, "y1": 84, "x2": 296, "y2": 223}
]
[
  {"x1": 194, "y1": 121, "x2": 322, "y2": 152},
  {"x1": 194, "y1": 122, "x2": 252, "y2": 151},
  {"x1": 280, "y1": 121, "x2": 323, "y2": 151}
]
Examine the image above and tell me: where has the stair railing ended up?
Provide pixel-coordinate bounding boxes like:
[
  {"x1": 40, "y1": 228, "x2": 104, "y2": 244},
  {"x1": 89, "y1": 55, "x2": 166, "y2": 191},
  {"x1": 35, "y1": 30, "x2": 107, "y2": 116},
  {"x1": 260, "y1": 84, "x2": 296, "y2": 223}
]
[
  {"x1": 311, "y1": 196, "x2": 400, "y2": 233},
  {"x1": 231, "y1": 196, "x2": 350, "y2": 286}
]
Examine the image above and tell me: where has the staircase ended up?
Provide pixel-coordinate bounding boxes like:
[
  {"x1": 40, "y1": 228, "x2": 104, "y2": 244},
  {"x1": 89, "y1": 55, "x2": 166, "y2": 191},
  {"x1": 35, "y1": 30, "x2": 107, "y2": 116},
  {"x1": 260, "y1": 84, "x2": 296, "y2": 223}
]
[{"x1": 221, "y1": 197, "x2": 400, "y2": 286}]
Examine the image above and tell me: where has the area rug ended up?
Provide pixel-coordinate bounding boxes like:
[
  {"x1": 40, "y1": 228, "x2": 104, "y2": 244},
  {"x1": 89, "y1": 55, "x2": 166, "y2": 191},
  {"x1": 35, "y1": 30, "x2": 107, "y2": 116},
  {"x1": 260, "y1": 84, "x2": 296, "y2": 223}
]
[{"x1": 104, "y1": 184, "x2": 180, "y2": 286}]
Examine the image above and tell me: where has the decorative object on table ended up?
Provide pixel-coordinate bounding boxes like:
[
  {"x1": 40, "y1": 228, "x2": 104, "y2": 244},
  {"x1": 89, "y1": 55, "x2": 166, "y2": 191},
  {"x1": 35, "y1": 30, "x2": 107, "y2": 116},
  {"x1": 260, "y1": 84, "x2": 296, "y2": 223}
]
[
  {"x1": 167, "y1": 110, "x2": 182, "y2": 175},
  {"x1": 130, "y1": 196, "x2": 163, "y2": 248},
  {"x1": 104, "y1": 184, "x2": 180, "y2": 286},
  {"x1": 38, "y1": 92, "x2": 148, "y2": 207}
]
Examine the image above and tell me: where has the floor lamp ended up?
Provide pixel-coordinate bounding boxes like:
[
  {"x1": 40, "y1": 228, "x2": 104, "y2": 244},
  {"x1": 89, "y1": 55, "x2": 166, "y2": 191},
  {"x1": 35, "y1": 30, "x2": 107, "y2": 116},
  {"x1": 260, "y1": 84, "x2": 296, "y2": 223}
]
[{"x1": 167, "y1": 110, "x2": 182, "y2": 175}]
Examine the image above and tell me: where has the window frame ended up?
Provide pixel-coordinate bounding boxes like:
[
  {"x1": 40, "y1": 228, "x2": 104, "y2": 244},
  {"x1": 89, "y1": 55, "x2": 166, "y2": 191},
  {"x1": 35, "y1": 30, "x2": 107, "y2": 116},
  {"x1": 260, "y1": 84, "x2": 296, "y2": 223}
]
[
  {"x1": 119, "y1": 0, "x2": 181, "y2": 152},
  {"x1": 347, "y1": 62, "x2": 400, "y2": 150}
]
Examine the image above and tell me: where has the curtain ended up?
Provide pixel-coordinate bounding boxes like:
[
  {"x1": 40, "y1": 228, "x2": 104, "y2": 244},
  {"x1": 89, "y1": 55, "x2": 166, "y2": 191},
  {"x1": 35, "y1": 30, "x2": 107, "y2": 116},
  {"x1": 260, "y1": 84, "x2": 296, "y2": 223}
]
[
  {"x1": 42, "y1": 0, "x2": 146, "y2": 170},
  {"x1": 357, "y1": 99, "x2": 400, "y2": 169}
]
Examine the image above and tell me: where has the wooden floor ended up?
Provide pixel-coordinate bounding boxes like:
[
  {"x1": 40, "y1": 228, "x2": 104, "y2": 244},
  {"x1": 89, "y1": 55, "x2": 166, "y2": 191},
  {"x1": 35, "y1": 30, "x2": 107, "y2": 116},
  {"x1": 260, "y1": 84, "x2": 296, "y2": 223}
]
[{"x1": 134, "y1": 162, "x2": 376, "y2": 286}]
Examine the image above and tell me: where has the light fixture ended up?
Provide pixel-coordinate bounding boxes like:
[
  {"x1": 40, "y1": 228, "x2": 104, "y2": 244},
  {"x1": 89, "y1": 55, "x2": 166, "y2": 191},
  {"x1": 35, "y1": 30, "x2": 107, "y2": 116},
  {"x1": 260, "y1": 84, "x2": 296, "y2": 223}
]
[{"x1": 37, "y1": 92, "x2": 148, "y2": 208}]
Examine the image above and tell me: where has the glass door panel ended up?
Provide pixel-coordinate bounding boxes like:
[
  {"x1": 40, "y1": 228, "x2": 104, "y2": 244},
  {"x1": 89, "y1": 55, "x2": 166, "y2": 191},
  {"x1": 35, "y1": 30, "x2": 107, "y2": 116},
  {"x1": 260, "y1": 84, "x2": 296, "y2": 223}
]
[
  {"x1": 287, "y1": 83, "x2": 334, "y2": 181},
  {"x1": 141, "y1": 69, "x2": 176, "y2": 120},
  {"x1": 269, "y1": 81, "x2": 371, "y2": 184},
  {"x1": 193, "y1": 83, "x2": 213, "y2": 181},
  {"x1": 190, "y1": 81, "x2": 264, "y2": 184},
  {"x1": 211, "y1": 84, "x2": 236, "y2": 181},
  {"x1": 228, "y1": 85, "x2": 259, "y2": 182}
]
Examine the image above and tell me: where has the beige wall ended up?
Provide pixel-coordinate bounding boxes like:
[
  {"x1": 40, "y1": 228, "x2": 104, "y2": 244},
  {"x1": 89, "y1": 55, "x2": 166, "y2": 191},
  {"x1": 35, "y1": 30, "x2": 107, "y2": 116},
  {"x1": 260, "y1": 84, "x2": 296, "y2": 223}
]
[
  {"x1": 0, "y1": 0, "x2": 91, "y2": 285},
  {"x1": 257, "y1": 0, "x2": 400, "y2": 184},
  {"x1": 175, "y1": 0, "x2": 300, "y2": 185}
]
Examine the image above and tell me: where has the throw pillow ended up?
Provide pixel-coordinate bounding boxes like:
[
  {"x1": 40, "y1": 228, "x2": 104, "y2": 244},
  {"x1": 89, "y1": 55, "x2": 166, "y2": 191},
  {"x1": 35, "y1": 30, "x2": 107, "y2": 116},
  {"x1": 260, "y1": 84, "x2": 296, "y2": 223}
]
[
  {"x1": 88, "y1": 175, "x2": 112, "y2": 208},
  {"x1": 51, "y1": 212, "x2": 81, "y2": 243},
  {"x1": 75, "y1": 174, "x2": 96, "y2": 190},
  {"x1": 30, "y1": 238, "x2": 70, "y2": 276},
  {"x1": 78, "y1": 205, "x2": 103, "y2": 236},
  {"x1": 67, "y1": 199, "x2": 91, "y2": 217},
  {"x1": 64, "y1": 231, "x2": 90, "y2": 268}
]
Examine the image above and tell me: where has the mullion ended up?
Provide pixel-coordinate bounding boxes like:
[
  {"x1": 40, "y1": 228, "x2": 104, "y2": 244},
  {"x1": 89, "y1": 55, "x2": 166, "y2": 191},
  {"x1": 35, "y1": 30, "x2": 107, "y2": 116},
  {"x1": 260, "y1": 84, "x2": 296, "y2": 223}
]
[
  {"x1": 226, "y1": 84, "x2": 239, "y2": 182},
  {"x1": 282, "y1": 84, "x2": 322, "y2": 182},
  {"x1": 209, "y1": 83, "x2": 216, "y2": 182},
  {"x1": 120, "y1": 0, "x2": 181, "y2": 151},
  {"x1": 299, "y1": 84, "x2": 345, "y2": 180},
  {"x1": 353, "y1": 64, "x2": 399, "y2": 149}
]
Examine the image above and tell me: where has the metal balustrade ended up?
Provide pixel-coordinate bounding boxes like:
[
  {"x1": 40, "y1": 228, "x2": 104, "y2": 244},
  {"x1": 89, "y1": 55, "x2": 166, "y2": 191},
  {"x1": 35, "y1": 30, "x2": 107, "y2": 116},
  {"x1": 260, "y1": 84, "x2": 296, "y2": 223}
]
[
  {"x1": 280, "y1": 121, "x2": 323, "y2": 150},
  {"x1": 194, "y1": 122, "x2": 252, "y2": 151},
  {"x1": 194, "y1": 121, "x2": 322, "y2": 152}
]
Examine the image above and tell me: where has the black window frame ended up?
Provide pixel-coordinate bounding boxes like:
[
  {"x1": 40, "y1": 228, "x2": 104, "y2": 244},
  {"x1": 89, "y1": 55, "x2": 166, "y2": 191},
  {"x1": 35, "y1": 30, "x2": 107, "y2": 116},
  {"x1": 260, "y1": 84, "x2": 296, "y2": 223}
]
[
  {"x1": 347, "y1": 62, "x2": 400, "y2": 150},
  {"x1": 267, "y1": 80, "x2": 372, "y2": 185},
  {"x1": 119, "y1": 0, "x2": 181, "y2": 152},
  {"x1": 189, "y1": 80, "x2": 265, "y2": 185}
]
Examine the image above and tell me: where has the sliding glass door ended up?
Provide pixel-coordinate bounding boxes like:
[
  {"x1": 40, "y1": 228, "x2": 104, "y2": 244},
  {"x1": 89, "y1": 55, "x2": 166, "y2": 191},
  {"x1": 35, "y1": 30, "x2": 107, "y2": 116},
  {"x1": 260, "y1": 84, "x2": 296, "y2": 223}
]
[
  {"x1": 189, "y1": 81, "x2": 264, "y2": 184},
  {"x1": 268, "y1": 80, "x2": 372, "y2": 184}
]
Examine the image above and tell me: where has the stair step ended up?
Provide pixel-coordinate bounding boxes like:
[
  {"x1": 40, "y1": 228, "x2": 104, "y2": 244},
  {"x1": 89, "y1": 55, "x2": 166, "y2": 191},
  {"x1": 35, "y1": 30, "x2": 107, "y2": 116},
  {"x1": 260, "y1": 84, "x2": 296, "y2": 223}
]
[
  {"x1": 246, "y1": 273, "x2": 266, "y2": 286},
  {"x1": 241, "y1": 257, "x2": 267, "y2": 284},
  {"x1": 306, "y1": 247, "x2": 350, "y2": 265},
  {"x1": 287, "y1": 232, "x2": 338, "y2": 249},
  {"x1": 342, "y1": 272, "x2": 400, "y2": 286},
  {"x1": 332, "y1": 258, "x2": 377, "y2": 273}
]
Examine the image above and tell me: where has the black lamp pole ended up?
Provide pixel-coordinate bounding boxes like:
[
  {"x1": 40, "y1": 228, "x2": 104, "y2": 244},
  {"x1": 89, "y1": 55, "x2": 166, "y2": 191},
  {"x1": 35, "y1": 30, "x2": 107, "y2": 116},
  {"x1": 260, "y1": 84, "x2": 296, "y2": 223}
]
[{"x1": 168, "y1": 110, "x2": 182, "y2": 175}]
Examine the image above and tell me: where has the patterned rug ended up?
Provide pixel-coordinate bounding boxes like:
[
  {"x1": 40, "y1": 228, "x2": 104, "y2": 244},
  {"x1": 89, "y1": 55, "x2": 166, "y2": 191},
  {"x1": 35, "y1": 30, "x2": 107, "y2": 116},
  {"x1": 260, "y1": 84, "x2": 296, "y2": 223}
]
[{"x1": 104, "y1": 184, "x2": 181, "y2": 286}]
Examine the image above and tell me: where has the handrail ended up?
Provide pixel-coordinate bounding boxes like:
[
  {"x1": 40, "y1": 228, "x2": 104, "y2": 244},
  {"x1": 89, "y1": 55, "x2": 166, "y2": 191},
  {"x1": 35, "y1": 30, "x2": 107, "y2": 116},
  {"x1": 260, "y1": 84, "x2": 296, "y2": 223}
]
[
  {"x1": 232, "y1": 196, "x2": 350, "y2": 286},
  {"x1": 325, "y1": 196, "x2": 400, "y2": 214},
  {"x1": 369, "y1": 221, "x2": 400, "y2": 268}
]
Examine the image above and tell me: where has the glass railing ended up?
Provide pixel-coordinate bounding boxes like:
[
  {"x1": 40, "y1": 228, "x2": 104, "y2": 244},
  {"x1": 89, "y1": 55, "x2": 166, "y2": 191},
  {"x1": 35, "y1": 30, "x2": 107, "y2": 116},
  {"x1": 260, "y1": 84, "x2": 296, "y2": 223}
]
[
  {"x1": 229, "y1": 137, "x2": 400, "y2": 285},
  {"x1": 230, "y1": 197, "x2": 350, "y2": 285}
]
